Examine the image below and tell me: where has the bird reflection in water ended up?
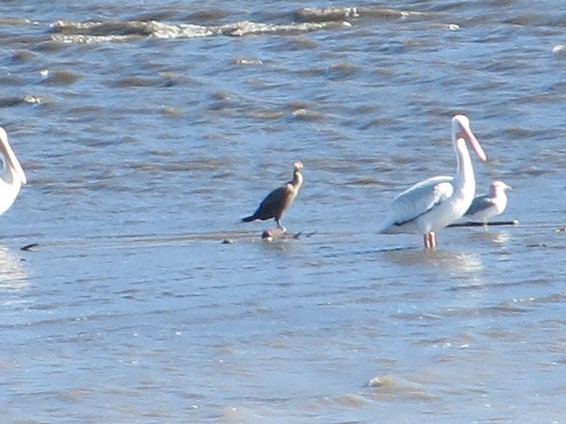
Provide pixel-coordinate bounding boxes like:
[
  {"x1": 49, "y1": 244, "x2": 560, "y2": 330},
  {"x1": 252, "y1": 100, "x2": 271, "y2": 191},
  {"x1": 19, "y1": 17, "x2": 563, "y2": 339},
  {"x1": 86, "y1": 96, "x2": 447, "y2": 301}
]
[
  {"x1": 0, "y1": 245, "x2": 28, "y2": 290},
  {"x1": 383, "y1": 248, "x2": 484, "y2": 274}
]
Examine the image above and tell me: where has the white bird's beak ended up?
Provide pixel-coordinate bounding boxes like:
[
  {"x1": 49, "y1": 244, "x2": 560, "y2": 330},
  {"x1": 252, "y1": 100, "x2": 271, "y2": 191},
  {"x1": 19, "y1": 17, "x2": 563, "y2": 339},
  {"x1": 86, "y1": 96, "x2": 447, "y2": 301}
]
[{"x1": 459, "y1": 122, "x2": 487, "y2": 162}]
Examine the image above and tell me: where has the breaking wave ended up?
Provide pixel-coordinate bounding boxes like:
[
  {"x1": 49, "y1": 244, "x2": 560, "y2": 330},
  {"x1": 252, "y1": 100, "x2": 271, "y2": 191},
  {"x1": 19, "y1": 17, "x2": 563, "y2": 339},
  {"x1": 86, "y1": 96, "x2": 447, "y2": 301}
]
[
  {"x1": 295, "y1": 5, "x2": 435, "y2": 22},
  {"x1": 49, "y1": 5, "x2": 436, "y2": 43},
  {"x1": 50, "y1": 19, "x2": 347, "y2": 43}
]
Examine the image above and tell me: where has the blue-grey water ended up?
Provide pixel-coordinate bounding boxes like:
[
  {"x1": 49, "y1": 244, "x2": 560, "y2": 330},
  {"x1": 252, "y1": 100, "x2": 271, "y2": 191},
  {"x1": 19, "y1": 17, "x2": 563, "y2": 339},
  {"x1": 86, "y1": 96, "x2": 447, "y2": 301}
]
[{"x1": 1, "y1": 1, "x2": 565, "y2": 423}]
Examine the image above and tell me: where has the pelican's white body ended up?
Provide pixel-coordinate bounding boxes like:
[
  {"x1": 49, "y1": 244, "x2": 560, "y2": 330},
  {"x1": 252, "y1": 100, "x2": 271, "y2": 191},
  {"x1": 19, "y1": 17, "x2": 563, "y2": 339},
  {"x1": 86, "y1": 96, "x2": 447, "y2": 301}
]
[
  {"x1": 0, "y1": 127, "x2": 26, "y2": 215},
  {"x1": 378, "y1": 115, "x2": 488, "y2": 248}
]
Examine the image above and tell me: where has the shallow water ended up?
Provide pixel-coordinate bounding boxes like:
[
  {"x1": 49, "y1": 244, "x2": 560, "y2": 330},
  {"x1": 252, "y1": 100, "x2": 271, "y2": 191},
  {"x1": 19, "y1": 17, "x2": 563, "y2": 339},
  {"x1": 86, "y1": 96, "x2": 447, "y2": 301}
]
[{"x1": 0, "y1": 1, "x2": 565, "y2": 423}]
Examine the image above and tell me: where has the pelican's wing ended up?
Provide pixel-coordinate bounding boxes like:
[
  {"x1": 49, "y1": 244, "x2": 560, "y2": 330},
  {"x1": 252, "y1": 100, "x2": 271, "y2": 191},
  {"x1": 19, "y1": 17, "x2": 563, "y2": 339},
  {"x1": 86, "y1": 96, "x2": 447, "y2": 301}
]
[
  {"x1": 390, "y1": 176, "x2": 454, "y2": 225},
  {"x1": 465, "y1": 195, "x2": 495, "y2": 216}
]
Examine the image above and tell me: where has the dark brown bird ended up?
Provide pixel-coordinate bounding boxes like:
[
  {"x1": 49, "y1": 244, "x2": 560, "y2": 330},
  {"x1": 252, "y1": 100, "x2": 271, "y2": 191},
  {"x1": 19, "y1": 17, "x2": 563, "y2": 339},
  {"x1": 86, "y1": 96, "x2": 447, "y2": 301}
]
[{"x1": 242, "y1": 161, "x2": 303, "y2": 230}]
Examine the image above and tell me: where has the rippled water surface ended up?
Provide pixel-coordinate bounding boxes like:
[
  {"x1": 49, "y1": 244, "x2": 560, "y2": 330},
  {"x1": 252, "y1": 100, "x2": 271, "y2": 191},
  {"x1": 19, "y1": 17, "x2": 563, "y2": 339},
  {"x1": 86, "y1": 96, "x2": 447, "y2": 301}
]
[{"x1": 1, "y1": 1, "x2": 565, "y2": 423}]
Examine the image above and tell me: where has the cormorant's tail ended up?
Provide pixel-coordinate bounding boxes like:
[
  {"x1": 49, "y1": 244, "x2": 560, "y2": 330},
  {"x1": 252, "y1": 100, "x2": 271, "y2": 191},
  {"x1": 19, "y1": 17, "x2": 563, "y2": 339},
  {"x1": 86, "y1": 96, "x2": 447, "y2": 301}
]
[{"x1": 241, "y1": 215, "x2": 256, "y2": 223}]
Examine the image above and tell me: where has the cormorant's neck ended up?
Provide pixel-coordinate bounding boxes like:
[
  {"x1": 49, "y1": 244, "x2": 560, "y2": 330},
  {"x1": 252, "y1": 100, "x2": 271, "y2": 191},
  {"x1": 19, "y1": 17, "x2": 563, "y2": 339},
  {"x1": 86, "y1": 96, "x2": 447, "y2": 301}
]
[{"x1": 292, "y1": 170, "x2": 303, "y2": 189}]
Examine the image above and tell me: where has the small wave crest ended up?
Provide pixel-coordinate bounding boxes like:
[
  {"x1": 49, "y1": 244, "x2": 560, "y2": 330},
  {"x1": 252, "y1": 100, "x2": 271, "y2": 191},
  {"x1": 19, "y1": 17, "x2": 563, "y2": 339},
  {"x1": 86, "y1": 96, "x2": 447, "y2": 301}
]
[
  {"x1": 50, "y1": 19, "x2": 348, "y2": 43},
  {"x1": 49, "y1": 4, "x2": 435, "y2": 44},
  {"x1": 50, "y1": 20, "x2": 214, "y2": 43},
  {"x1": 296, "y1": 6, "x2": 436, "y2": 22}
]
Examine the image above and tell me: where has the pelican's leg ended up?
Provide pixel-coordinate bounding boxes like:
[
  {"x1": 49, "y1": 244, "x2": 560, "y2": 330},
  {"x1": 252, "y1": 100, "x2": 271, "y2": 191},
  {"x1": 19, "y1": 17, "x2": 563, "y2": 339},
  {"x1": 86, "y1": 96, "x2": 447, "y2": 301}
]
[
  {"x1": 423, "y1": 233, "x2": 431, "y2": 249},
  {"x1": 423, "y1": 232, "x2": 436, "y2": 250},
  {"x1": 430, "y1": 231, "x2": 437, "y2": 249}
]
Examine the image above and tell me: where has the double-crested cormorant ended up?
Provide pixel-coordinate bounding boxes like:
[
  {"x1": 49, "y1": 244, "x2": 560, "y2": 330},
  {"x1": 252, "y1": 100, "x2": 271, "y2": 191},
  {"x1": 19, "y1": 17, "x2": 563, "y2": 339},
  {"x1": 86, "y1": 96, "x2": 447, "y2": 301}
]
[
  {"x1": 0, "y1": 127, "x2": 26, "y2": 216},
  {"x1": 378, "y1": 115, "x2": 488, "y2": 249},
  {"x1": 465, "y1": 180, "x2": 511, "y2": 222},
  {"x1": 242, "y1": 161, "x2": 303, "y2": 230}
]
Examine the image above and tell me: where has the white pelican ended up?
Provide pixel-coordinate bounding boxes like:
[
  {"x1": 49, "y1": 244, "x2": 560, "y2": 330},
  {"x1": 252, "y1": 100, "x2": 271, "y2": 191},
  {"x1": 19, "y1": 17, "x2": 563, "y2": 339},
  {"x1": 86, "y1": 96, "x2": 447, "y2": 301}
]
[
  {"x1": 464, "y1": 180, "x2": 511, "y2": 222},
  {"x1": 0, "y1": 127, "x2": 26, "y2": 216},
  {"x1": 242, "y1": 161, "x2": 303, "y2": 231},
  {"x1": 378, "y1": 115, "x2": 488, "y2": 249}
]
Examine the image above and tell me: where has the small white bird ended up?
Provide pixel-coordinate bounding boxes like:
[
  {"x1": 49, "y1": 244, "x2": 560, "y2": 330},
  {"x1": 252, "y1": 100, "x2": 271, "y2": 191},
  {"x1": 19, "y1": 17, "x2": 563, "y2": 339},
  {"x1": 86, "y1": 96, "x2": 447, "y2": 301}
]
[
  {"x1": 464, "y1": 180, "x2": 511, "y2": 222},
  {"x1": 378, "y1": 115, "x2": 488, "y2": 249},
  {"x1": 0, "y1": 127, "x2": 26, "y2": 216}
]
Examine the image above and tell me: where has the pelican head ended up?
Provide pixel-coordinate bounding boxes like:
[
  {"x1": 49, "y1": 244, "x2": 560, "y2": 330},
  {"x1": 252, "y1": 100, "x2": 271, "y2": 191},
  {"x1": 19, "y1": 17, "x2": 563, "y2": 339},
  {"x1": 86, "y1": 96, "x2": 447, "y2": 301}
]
[
  {"x1": 293, "y1": 161, "x2": 304, "y2": 172},
  {"x1": 451, "y1": 115, "x2": 488, "y2": 162}
]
